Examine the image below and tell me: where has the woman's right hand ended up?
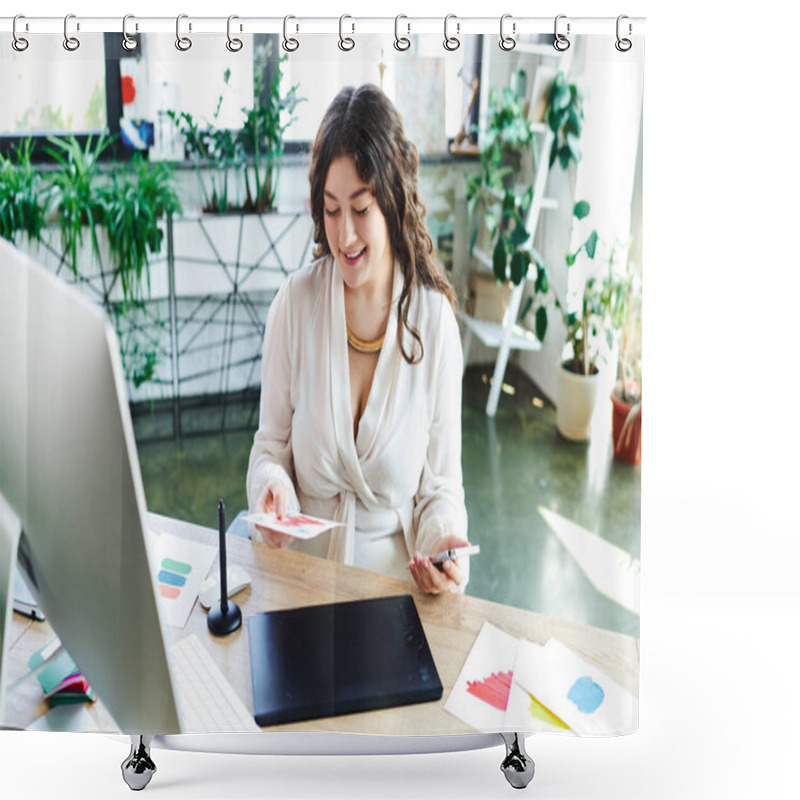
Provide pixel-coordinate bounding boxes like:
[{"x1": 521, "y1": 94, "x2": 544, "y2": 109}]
[{"x1": 255, "y1": 478, "x2": 294, "y2": 548}]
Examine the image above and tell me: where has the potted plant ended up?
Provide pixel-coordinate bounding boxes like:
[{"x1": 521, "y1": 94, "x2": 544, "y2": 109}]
[
  {"x1": 0, "y1": 138, "x2": 53, "y2": 245},
  {"x1": 169, "y1": 41, "x2": 303, "y2": 214},
  {"x1": 552, "y1": 203, "x2": 630, "y2": 441},
  {"x1": 46, "y1": 132, "x2": 112, "y2": 277},
  {"x1": 99, "y1": 154, "x2": 182, "y2": 306},
  {"x1": 465, "y1": 70, "x2": 585, "y2": 327},
  {"x1": 609, "y1": 260, "x2": 642, "y2": 462}
]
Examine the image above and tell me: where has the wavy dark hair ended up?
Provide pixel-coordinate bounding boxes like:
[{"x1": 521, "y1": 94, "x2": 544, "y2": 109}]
[{"x1": 309, "y1": 84, "x2": 457, "y2": 365}]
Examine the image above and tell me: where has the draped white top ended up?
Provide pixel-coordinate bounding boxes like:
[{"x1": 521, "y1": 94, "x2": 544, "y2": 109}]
[{"x1": 245, "y1": 256, "x2": 467, "y2": 574}]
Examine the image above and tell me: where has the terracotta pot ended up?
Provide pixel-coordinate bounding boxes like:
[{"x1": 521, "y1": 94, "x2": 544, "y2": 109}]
[{"x1": 611, "y1": 383, "x2": 642, "y2": 464}]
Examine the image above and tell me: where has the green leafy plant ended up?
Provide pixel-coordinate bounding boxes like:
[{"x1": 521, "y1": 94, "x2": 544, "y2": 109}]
[
  {"x1": 168, "y1": 100, "x2": 242, "y2": 213},
  {"x1": 239, "y1": 41, "x2": 303, "y2": 212},
  {"x1": 466, "y1": 82, "x2": 536, "y2": 260},
  {"x1": 169, "y1": 42, "x2": 303, "y2": 214},
  {"x1": 99, "y1": 155, "x2": 182, "y2": 305},
  {"x1": 46, "y1": 133, "x2": 111, "y2": 275},
  {"x1": 523, "y1": 200, "x2": 632, "y2": 377},
  {"x1": 544, "y1": 72, "x2": 585, "y2": 170},
  {"x1": 466, "y1": 71, "x2": 586, "y2": 301},
  {"x1": 115, "y1": 312, "x2": 164, "y2": 390},
  {"x1": 0, "y1": 138, "x2": 53, "y2": 243}
]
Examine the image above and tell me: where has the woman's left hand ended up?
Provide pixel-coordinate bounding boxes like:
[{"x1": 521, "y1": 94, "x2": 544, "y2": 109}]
[{"x1": 409, "y1": 535, "x2": 469, "y2": 595}]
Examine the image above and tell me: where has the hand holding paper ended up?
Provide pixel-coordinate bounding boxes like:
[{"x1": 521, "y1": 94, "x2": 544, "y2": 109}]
[
  {"x1": 245, "y1": 511, "x2": 342, "y2": 541},
  {"x1": 253, "y1": 477, "x2": 293, "y2": 548}
]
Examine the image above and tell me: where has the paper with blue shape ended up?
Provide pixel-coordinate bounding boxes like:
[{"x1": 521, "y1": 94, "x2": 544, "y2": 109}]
[
  {"x1": 568, "y1": 675, "x2": 605, "y2": 713},
  {"x1": 513, "y1": 638, "x2": 637, "y2": 735}
]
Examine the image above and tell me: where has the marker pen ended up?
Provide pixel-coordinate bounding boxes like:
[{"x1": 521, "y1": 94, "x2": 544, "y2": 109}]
[{"x1": 430, "y1": 544, "x2": 481, "y2": 564}]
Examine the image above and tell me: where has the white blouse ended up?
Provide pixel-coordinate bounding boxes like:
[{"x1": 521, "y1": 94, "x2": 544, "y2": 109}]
[{"x1": 245, "y1": 256, "x2": 468, "y2": 576}]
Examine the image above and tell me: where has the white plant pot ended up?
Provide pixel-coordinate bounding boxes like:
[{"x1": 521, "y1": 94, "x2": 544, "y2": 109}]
[{"x1": 556, "y1": 364, "x2": 602, "y2": 442}]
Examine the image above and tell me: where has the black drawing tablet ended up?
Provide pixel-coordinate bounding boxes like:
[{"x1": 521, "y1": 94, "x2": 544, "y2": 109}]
[{"x1": 247, "y1": 594, "x2": 442, "y2": 727}]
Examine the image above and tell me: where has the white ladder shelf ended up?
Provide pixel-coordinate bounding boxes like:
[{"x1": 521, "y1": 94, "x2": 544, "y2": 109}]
[{"x1": 462, "y1": 122, "x2": 557, "y2": 417}]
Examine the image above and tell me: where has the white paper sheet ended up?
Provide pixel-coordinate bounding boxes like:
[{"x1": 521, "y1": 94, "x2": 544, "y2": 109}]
[
  {"x1": 444, "y1": 621, "x2": 519, "y2": 732},
  {"x1": 244, "y1": 511, "x2": 342, "y2": 540},
  {"x1": 147, "y1": 531, "x2": 218, "y2": 628},
  {"x1": 503, "y1": 639, "x2": 570, "y2": 734},
  {"x1": 516, "y1": 639, "x2": 638, "y2": 735}
]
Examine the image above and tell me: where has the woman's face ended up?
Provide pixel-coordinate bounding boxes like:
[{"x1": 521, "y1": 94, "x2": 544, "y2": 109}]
[{"x1": 323, "y1": 156, "x2": 393, "y2": 294}]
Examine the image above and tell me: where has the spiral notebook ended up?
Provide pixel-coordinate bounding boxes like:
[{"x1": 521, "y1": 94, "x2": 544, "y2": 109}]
[{"x1": 247, "y1": 595, "x2": 443, "y2": 727}]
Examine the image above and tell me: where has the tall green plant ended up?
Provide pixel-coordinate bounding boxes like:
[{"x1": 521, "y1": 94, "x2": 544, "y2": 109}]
[
  {"x1": 169, "y1": 43, "x2": 303, "y2": 214},
  {"x1": 168, "y1": 94, "x2": 243, "y2": 213},
  {"x1": 239, "y1": 42, "x2": 303, "y2": 212},
  {"x1": 466, "y1": 70, "x2": 585, "y2": 298},
  {"x1": 522, "y1": 200, "x2": 631, "y2": 377},
  {"x1": 46, "y1": 133, "x2": 111, "y2": 275},
  {"x1": 99, "y1": 156, "x2": 182, "y2": 305},
  {"x1": 0, "y1": 138, "x2": 53, "y2": 243},
  {"x1": 466, "y1": 82, "x2": 536, "y2": 259}
]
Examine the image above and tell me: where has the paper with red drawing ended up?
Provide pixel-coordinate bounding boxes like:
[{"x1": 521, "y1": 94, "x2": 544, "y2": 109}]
[{"x1": 244, "y1": 511, "x2": 343, "y2": 540}]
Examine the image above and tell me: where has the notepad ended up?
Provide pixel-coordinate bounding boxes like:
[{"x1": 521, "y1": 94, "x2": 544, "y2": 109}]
[{"x1": 248, "y1": 595, "x2": 442, "y2": 727}]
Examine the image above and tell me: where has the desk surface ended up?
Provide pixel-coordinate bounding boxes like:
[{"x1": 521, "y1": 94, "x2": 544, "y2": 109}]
[{"x1": 5, "y1": 513, "x2": 639, "y2": 735}]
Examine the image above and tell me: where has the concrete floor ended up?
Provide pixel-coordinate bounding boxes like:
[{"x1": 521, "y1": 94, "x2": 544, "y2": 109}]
[{"x1": 136, "y1": 364, "x2": 640, "y2": 638}]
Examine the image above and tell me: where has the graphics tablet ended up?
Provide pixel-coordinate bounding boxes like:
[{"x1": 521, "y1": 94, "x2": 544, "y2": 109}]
[{"x1": 248, "y1": 594, "x2": 442, "y2": 727}]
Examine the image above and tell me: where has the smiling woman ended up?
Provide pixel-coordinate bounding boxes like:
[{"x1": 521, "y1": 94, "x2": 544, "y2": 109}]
[{"x1": 245, "y1": 84, "x2": 473, "y2": 595}]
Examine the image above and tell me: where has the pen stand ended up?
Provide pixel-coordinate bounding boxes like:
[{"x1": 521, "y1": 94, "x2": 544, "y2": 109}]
[
  {"x1": 207, "y1": 597, "x2": 242, "y2": 636},
  {"x1": 207, "y1": 499, "x2": 241, "y2": 636}
]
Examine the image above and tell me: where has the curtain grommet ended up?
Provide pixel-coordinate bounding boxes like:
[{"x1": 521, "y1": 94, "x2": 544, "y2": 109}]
[
  {"x1": 226, "y1": 15, "x2": 243, "y2": 53},
  {"x1": 175, "y1": 14, "x2": 192, "y2": 51},
  {"x1": 283, "y1": 15, "x2": 299, "y2": 52},
  {"x1": 394, "y1": 15, "x2": 411, "y2": 51},
  {"x1": 615, "y1": 15, "x2": 633, "y2": 52},
  {"x1": 554, "y1": 14, "x2": 570, "y2": 51},
  {"x1": 444, "y1": 14, "x2": 460, "y2": 51},
  {"x1": 499, "y1": 14, "x2": 516, "y2": 51},
  {"x1": 12, "y1": 14, "x2": 29, "y2": 52},
  {"x1": 63, "y1": 13, "x2": 80, "y2": 52},
  {"x1": 338, "y1": 15, "x2": 355, "y2": 51},
  {"x1": 122, "y1": 14, "x2": 138, "y2": 52}
]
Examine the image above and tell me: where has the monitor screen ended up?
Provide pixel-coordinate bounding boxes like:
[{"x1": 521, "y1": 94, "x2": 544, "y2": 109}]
[{"x1": 0, "y1": 239, "x2": 180, "y2": 733}]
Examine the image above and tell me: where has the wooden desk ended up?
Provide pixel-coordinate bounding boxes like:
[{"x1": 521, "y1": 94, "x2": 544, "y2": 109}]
[{"x1": 4, "y1": 513, "x2": 639, "y2": 735}]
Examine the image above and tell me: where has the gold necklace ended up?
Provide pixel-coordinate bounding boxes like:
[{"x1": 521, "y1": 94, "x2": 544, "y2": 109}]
[{"x1": 346, "y1": 325, "x2": 385, "y2": 354}]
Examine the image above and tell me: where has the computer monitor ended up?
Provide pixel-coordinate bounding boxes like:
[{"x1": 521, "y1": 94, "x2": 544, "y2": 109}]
[{"x1": 0, "y1": 239, "x2": 180, "y2": 733}]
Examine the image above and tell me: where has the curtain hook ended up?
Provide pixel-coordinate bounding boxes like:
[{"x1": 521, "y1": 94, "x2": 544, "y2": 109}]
[
  {"x1": 63, "y1": 13, "x2": 80, "y2": 52},
  {"x1": 394, "y1": 14, "x2": 411, "y2": 51},
  {"x1": 615, "y1": 15, "x2": 632, "y2": 52},
  {"x1": 499, "y1": 14, "x2": 516, "y2": 51},
  {"x1": 338, "y1": 14, "x2": 355, "y2": 51},
  {"x1": 226, "y1": 15, "x2": 243, "y2": 52},
  {"x1": 283, "y1": 15, "x2": 299, "y2": 52},
  {"x1": 175, "y1": 14, "x2": 192, "y2": 51},
  {"x1": 554, "y1": 14, "x2": 570, "y2": 52},
  {"x1": 12, "y1": 14, "x2": 29, "y2": 52},
  {"x1": 122, "y1": 14, "x2": 138, "y2": 52},
  {"x1": 444, "y1": 14, "x2": 460, "y2": 51}
]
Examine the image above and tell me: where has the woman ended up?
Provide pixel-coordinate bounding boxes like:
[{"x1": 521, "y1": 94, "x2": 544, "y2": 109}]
[{"x1": 246, "y1": 84, "x2": 471, "y2": 594}]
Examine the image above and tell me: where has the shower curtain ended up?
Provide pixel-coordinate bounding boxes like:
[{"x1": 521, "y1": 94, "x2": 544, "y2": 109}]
[{"x1": 0, "y1": 9, "x2": 644, "y2": 769}]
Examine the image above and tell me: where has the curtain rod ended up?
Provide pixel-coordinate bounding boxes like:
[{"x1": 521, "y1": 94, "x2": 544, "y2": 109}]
[{"x1": 1, "y1": 15, "x2": 646, "y2": 37}]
